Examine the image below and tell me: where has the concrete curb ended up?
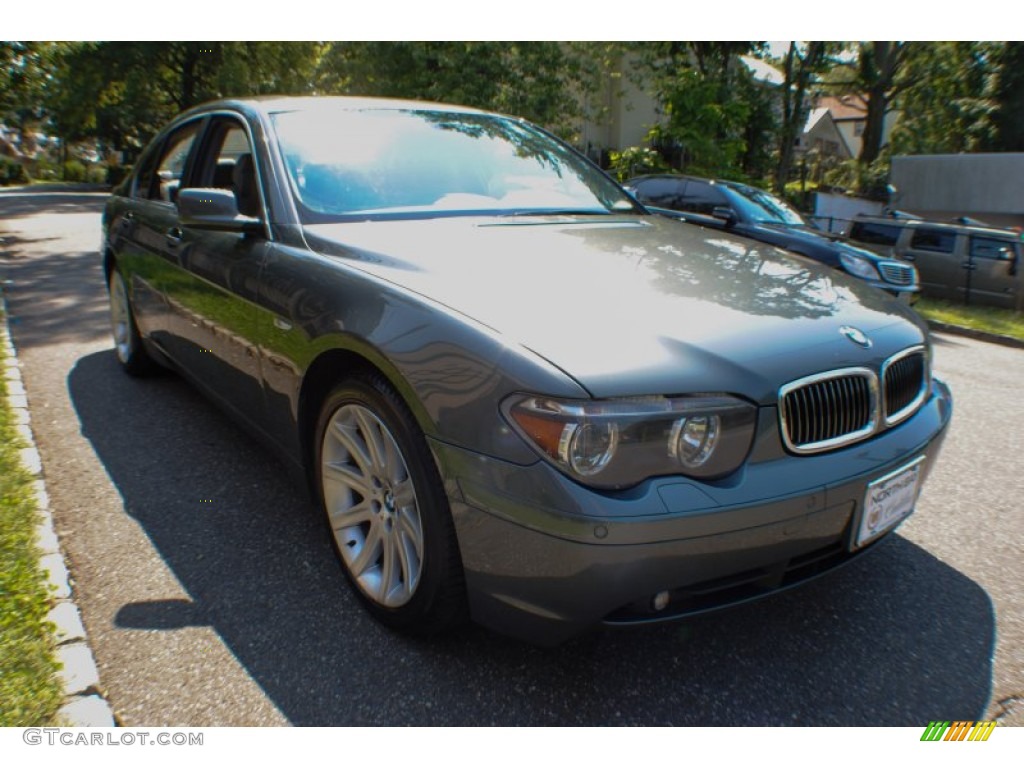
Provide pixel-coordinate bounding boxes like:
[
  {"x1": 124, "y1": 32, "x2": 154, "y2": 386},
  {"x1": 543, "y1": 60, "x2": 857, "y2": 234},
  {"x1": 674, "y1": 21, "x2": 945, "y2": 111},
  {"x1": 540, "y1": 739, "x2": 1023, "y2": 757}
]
[
  {"x1": 0, "y1": 287, "x2": 116, "y2": 727},
  {"x1": 927, "y1": 320, "x2": 1024, "y2": 350}
]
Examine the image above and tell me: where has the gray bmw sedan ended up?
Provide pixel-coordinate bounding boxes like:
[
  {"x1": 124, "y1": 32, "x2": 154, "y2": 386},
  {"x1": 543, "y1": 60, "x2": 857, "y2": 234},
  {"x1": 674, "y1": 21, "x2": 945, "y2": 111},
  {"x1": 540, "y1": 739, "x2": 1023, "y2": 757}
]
[{"x1": 102, "y1": 97, "x2": 952, "y2": 644}]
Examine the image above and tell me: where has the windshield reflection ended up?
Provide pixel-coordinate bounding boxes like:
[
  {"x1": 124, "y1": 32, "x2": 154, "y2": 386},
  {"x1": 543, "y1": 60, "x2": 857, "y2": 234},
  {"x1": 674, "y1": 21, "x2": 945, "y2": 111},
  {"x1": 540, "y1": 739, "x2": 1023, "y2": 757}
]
[
  {"x1": 272, "y1": 109, "x2": 636, "y2": 221},
  {"x1": 726, "y1": 183, "x2": 807, "y2": 227}
]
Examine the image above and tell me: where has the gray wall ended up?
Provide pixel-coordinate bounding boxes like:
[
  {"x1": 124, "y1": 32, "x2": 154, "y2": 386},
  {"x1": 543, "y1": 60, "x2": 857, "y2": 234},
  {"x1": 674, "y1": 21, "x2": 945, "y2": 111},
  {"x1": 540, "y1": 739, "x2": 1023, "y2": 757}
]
[{"x1": 890, "y1": 154, "x2": 1024, "y2": 229}]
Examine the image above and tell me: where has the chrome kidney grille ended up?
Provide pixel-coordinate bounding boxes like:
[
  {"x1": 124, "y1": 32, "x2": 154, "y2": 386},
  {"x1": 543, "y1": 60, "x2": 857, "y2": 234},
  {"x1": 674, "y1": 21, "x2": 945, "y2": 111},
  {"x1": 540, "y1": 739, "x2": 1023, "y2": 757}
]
[
  {"x1": 780, "y1": 346, "x2": 928, "y2": 454},
  {"x1": 883, "y1": 347, "x2": 929, "y2": 426},
  {"x1": 878, "y1": 261, "x2": 917, "y2": 286}
]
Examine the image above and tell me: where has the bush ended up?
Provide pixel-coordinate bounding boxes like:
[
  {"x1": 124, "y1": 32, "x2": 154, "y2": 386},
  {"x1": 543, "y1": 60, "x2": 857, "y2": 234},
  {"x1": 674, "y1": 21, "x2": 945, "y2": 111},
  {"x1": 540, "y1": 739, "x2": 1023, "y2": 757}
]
[
  {"x1": 85, "y1": 165, "x2": 107, "y2": 184},
  {"x1": 62, "y1": 159, "x2": 87, "y2": 182},
  {"x1": 0, "y1": 156, "x2": 30, "y2": 186},
  {"x1": 607, "y1": 146, "x2": 671, "y2": 182}
]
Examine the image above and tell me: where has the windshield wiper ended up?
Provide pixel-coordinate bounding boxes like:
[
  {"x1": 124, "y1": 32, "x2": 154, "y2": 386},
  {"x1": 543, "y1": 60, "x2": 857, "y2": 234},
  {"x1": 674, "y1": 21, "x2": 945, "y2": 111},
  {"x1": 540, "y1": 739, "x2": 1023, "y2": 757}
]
[{"x1": 499, "y1": 209, "x2": 615, "y2": 217}]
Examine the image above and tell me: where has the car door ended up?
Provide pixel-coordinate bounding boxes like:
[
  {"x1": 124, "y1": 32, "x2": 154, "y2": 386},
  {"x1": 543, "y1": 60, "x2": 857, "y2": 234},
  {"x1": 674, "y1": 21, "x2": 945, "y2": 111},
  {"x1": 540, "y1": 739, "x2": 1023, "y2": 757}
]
[
  {"x1": 116, "y1": 119, "x2": 206, "y2": 348},
  {"x1": 967, "y1": 235, "x2": 1021, "y2": 308},
  {"x1": 899, "y1": 227, "x2": 959, "y2": 300},
  {"x1": 162, "y1": 115, "x2": 271, "y2": 428}
]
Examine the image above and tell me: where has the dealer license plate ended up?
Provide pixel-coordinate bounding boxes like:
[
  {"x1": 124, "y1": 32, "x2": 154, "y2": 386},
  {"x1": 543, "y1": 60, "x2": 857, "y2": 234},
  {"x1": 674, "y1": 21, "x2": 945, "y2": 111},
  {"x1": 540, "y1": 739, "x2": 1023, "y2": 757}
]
[{"x1": 856, "y1": 457, "x2": 925, "y2": 548}]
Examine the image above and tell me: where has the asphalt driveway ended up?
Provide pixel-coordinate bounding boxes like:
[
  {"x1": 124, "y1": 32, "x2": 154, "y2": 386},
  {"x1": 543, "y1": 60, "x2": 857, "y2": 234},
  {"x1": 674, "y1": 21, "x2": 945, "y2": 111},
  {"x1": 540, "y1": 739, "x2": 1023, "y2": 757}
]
[{"x1": 1, "y1": 187, "x2": 1020, "y2": 726}]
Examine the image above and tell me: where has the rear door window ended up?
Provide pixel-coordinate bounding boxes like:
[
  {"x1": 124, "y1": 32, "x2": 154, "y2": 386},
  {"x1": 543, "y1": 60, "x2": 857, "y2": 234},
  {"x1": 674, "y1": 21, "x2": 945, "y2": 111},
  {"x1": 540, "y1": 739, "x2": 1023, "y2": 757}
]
[
  {"x1": 909, "y1": 228, "x2": 956, "y2": 253},
  {"x1": 850, "y1": 222, "x2": 901, "y2": 246},
  {"x1": 970, "y1": 236, "x2": 1015, "y2": 261},
  {"x1": 633, "y1": 178, "x2": 685, "y2": 207}
]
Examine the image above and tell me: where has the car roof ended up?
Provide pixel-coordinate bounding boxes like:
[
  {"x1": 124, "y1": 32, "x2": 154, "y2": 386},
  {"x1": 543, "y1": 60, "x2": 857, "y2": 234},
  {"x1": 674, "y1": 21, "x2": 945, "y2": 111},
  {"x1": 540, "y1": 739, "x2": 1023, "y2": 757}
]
[
  {"x1": 181, "y1": 95, "x2": 492, "y2": 120},
  {"x1": 627, "y1": 173, "x2": 732, "y2": 187},
  {"x1": 852, "y1": 213, "x2": 1020, "y2": 239}
]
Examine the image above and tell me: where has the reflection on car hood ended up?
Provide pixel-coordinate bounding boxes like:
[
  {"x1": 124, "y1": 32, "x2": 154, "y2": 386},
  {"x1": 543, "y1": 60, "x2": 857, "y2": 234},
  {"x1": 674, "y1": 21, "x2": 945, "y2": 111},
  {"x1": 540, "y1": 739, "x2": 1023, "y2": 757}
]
[{"x1": 303, "y1": 215, "x2": 927, "y2": 400}]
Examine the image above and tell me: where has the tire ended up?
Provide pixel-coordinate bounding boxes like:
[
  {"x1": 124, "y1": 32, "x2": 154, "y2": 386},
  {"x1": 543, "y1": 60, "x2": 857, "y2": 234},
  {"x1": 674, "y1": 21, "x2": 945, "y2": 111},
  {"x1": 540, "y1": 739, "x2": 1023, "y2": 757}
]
[
  {"x1": 107, "y1": 268, "x2": 157, "y2": 376},
  {"x1": 314, "y1": 373, "x2": 466, "y2": 635}
]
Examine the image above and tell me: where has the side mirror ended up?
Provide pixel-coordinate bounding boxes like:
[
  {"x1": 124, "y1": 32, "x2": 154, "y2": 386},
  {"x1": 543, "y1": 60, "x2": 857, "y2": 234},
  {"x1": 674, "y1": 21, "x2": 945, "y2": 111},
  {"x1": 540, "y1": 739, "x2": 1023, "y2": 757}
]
[
  {"x1": 178, "y1": 188, "x2": 262, "y2": 234},
  {"x1": 712, "y1": 206, "x2": 736, "y2": 226}
]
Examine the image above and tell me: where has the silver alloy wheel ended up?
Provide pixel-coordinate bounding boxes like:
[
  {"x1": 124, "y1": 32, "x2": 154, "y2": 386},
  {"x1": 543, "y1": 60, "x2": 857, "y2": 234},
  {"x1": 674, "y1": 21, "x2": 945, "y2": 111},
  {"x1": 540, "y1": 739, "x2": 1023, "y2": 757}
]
[
  {"x1": 321, "y1": 403, "x2": 424, "y2": 608},
  {"x1": 109, "y1": 272, "x2": 132, "y2": 364}
]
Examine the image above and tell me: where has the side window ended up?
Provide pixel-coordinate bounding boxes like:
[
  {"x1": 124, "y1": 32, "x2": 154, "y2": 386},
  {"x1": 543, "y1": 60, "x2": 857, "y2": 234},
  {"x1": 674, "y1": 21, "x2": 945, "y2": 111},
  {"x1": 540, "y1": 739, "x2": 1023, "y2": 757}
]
[
  {"x1": 850, "y1": 222, "x2": 901, "y2": 246},
  {"x1": 909, "y1": 228, "x2": 955, "y2": 253},
  {"x1": 634, "y1": 178, "x2": 684, "y2": 206},
  {"x1": 680, "y1": 181, "x2": 727, "y2": 215},
  {"x1": 148, "y1": 122, "x2": 201, "y2": 204},
  {"x1": 191, "y1": 119, "x2": 261, "y2": 218},
  {"x1": 970, "y1": 236, "x2": 1014, "y2": 261},
  {"x1": 131, "y1": 145, "x2": 161, "y2": 200}
]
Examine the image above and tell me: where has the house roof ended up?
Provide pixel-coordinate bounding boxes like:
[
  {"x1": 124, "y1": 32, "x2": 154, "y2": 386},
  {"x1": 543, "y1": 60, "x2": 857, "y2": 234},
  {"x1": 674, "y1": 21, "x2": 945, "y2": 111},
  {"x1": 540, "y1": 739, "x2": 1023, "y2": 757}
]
[
  {"x1": 804, "y1": 107, "x2": 831, "y2": 134},
  {"x1": 816, "y1": 94, "x2": 868, "y2": 121}
]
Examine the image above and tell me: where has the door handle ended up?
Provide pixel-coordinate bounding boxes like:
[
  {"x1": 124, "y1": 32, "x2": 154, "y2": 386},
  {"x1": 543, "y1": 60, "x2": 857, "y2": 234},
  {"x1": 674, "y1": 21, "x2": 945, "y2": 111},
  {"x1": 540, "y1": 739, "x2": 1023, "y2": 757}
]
[
  {"x1": 165, "y1": 227, "x2": 183, "y2": 248},
  {"x1": 902, "y1": 254, "x2": 915, "y2": 261}
]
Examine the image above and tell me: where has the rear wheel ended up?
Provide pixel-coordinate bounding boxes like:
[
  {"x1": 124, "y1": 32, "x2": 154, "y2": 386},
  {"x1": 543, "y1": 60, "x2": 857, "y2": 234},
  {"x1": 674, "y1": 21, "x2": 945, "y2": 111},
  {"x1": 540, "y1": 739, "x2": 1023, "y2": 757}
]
[
  {"x1": 315, "y1": 373, "x2": 466, "y2": 634},
  {"x1": 108, "y1": 268, "x2": 156, "y2": 376}
]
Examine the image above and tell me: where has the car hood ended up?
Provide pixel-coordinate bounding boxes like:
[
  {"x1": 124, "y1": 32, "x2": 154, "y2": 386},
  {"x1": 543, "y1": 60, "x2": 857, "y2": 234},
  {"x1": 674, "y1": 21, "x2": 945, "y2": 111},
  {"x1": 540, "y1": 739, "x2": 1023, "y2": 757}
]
[{"x1": 303, "y1": 215, "x2": 927, "y2": 402}]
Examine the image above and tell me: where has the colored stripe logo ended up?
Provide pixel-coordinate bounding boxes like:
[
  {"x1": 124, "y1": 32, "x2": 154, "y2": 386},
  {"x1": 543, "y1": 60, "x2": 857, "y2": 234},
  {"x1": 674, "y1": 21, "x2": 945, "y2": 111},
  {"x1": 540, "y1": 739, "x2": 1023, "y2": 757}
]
[{"x1": 920, "y1": 721, "x2": 997, "y2": 741}]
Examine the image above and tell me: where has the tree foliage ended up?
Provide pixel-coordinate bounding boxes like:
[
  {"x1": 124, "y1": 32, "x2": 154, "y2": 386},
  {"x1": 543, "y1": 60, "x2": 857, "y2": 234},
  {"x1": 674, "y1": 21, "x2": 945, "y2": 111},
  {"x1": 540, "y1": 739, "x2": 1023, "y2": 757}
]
[
  {"x1": 890, "y1": 42, "x2": 999, "y2": 155},
  {"x1": 772, "y1": 42, "x2": 839, "y2": 193},
  {"x1": 638, "y1": 42, "x2": 766, "y2": 178},
  {"x1": 316, "y1": 42, "x2": 589, "y2": 138},
  {"x1": 988, "y1": 42, "x2": 1024, "y2": 152},
  {"x1": 9, "y1": 40, "x2": 1024, "y2": 195},
  {"x1": 42, "y1": 42, "x2": 323, "y2": 156}
]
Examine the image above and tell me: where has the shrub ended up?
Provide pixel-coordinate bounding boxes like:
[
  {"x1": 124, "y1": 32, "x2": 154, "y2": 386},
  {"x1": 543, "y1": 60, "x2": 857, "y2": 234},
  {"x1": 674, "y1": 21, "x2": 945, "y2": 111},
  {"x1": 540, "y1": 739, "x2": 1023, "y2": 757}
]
[
  {"x1": 62, "y1": 159, "x2": 87, "y2": 182},
  {"x1": 607, "y1": 146, "x2": 671, "y2": 182},
  {"x1": 0, "y1": 157, "x2": 30, "y2": 186}
]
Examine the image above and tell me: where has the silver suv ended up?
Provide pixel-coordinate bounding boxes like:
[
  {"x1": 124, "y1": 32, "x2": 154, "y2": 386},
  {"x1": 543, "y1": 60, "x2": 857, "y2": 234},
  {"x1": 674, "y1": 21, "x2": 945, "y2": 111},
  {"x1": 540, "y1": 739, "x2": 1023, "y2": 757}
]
[{"x1": 848, "y1": 215, "x2": 1022, "y2": 309}]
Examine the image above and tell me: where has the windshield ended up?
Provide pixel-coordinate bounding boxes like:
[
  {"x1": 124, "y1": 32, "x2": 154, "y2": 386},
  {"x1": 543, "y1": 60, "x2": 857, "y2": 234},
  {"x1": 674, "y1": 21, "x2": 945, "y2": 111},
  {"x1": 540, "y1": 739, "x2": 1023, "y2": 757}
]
[
  {"x1": 272, "y1": 108, "x2": 638, "y2": 221},
  {"x1": 725, "y1": 183, "x2": 808, "y2": 227}
]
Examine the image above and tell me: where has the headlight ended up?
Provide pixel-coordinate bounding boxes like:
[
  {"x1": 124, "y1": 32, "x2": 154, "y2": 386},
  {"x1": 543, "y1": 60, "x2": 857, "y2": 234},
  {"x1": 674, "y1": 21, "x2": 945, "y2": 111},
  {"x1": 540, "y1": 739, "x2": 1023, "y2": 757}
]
[
  {"x1": 504, "y1": 394, "x2": 758, "y2": 489},
  {"x1": 838, "y1": 250, "x2": 880, "y2": 281}
]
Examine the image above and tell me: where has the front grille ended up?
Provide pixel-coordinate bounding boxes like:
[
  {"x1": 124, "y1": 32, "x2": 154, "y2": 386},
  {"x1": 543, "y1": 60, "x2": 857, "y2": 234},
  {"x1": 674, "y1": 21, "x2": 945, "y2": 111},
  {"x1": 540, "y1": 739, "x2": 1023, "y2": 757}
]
[
  {"x1": 780, "y1": 369, "x2": 877, "y2": 453},
  {"x1": 878, "y1": 261, "x2": 916, "y2": 286},
  {"x1": 883, "y1": 347, "x2": 928, "y2": 425}
]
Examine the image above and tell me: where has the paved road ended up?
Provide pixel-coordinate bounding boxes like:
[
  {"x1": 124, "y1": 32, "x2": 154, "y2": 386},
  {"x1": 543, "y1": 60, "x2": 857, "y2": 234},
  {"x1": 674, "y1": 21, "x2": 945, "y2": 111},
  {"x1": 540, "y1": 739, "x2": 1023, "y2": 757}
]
[{"x1": 1, "y1": 187, "x2": 1021, "y2": 726}]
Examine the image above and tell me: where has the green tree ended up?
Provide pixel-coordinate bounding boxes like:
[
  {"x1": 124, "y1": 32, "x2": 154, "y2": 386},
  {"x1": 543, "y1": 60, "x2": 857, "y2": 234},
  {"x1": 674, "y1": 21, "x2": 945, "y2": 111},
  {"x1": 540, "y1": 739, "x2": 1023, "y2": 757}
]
[
  {"x1": 316, "y1": 42, "x2": 588, "y2": 138},
  {"x1": 0, "y1": 42, "x2": 56, "y2": 154},
  {"x1": 890, "y1": 42, "x2": 999, "y2": 155},
  {"x1": 640, "y1": 42, "x2": 762, "y2": 177},
  {"x1": 856, "y1": 41, "x2": 909, "y2": 165},
  {"x1": 44, "y1": 42, "x2": 323, "y2": 157},
  {"x1": 988, "y1": 42, "x2": 1024, "y2": 151},
  {"x1": 772, "y1": 41, "x2": 835, "y2": 193}
]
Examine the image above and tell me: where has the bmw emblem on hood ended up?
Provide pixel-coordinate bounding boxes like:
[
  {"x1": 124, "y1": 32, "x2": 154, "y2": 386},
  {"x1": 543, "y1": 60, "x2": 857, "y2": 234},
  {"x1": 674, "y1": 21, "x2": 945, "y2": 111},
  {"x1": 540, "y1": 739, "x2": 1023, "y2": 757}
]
[{"x1": 840, "y1": 325, "x2": 872, "y2": 348}]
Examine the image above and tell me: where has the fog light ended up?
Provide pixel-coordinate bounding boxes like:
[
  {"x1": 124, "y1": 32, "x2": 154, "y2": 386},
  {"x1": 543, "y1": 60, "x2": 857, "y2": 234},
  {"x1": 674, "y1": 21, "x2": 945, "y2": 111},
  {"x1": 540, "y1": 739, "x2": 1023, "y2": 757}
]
[{"x1": 652, "y1": 590, "x2": 670, "y2": 612}]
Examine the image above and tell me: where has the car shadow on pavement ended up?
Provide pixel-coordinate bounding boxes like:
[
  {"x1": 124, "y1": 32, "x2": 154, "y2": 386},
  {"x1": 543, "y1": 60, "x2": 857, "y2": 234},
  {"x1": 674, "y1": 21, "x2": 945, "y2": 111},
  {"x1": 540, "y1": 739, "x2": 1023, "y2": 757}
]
[{"x1": 68, "y1": 349, "x2": 996, "y2": 726}]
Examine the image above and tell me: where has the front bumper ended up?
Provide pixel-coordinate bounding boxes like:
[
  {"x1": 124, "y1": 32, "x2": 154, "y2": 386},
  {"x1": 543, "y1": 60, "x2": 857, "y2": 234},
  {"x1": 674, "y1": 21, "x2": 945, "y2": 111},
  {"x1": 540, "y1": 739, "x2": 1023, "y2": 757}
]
[{"x1": 431, "y1": 379, "x2": 952, "y2": 645}]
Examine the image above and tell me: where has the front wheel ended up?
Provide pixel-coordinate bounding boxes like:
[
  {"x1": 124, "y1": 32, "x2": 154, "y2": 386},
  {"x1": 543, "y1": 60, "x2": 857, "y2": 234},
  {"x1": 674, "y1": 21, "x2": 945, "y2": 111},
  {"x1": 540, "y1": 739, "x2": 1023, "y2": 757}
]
[{"x1": 314, "y1": 374, "x2": 466, "y2": 634}]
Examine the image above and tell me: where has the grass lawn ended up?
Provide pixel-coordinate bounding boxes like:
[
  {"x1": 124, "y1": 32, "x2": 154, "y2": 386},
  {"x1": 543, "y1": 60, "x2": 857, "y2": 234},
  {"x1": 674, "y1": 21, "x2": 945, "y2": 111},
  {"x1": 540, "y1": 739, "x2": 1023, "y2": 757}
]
[
  {"x1": 914, "y1": 298, "x2": 1024, "y2": 343},
  {"x1": 0, "y1": 318, "x2": 63, "y2": 726}
]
